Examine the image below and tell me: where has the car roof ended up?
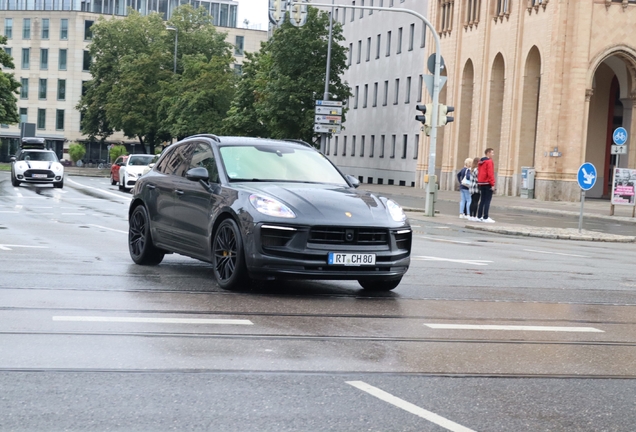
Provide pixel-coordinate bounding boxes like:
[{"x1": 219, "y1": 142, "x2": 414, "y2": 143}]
[
  {"x1": 214, "y1": 136, "x2": 315, "y2": 149},
  {"x1": 20, "y1": 148, "x2": 54, "y2": 152}
]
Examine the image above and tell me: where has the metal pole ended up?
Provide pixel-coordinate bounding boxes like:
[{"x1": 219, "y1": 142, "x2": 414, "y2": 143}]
[
  {"x1": 319, "y1": 0, "x2": 335, "y2": 154},
  {"x1": 578, "y1": 190, "x2": 585, "y2": 233},
  {"x1": 173, "y1": 29, "x2": 178, "y2": 74}
]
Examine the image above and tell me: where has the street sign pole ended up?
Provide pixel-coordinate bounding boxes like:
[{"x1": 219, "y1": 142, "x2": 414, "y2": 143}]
[
  {"x1": 578, "y1": 190, "x2": 585, "y2": 233},
  {"x1": 576, "y1": 162, "x2": 597, "y2": 233},
  {"x1": 292, "y1": 2, "x2": 442, "y2": 216},
  {"x1": 318, "y1": 0, "x2": 335, "y2": 154}
]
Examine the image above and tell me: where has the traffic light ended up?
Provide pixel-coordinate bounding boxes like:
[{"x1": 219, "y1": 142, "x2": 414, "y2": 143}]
[
  {"x1": 438, "y1": 104, "x2": 455, "y2": 126},
  {"x1": 415, "y1": 104, "x2": 433, "y2": 127},
  {"x1": 289, "y1": 1, "x2": 308, "y2": 26},
  {"x1": 269, "y1": 0, "x2": 287, "y2": 25}
]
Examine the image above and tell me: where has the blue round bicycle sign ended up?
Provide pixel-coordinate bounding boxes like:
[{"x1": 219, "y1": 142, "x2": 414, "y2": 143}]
[
  {"x1": 577, "y1": 163, "x2": 597, "y2": 191},
  {"x1": 613, "y1": 127, "x2": 628, "y2": 146}
]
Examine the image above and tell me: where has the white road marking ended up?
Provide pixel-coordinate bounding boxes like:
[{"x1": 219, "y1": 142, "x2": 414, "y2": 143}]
[
  {"x1": 62, "y1": 213, "x2": 86, "y2": 216},
  {"x1": 66, "y1": 177, "x2": 132, "y2": 201},
  {"x1": 0, "y1": 211, "x2": 19, "y2": 213},
  {"x1": 523, "y1": 249, "x2": 589, "y2": 258},
  {"x1": 0, "y1": 244, "x2": 49, "y2": 251},
  {"x1": 424, "y1": 324, "x2": 604, "y2": 333},
  {"x1": 87, "y1": 224, "x2": 127, "y2": 234},
  {"x1": 413, "y1": 256, "x2": 492, "y2": 266},
  {"x1": 14, "y1": 189, "x2": 23, "y2": 197},
  {"x1": 52, "y1": 316, "x2": 254, "y2": 325},
  {"x1": 418, "y1": 235, "x2": 472, "y2": 245},
  {"x1": 346, "y1": 381, "x2": 475, "y2": 432}
]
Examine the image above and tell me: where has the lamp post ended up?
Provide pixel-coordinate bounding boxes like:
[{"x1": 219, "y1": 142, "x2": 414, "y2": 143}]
[{"x1": 166, "y1": 25, "x2": 178, "y2": 73}]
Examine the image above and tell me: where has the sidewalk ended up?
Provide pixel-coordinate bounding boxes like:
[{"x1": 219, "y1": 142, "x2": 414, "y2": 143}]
[{"x1": 360, "y1": 184, "x2": 636, "y2": 243}]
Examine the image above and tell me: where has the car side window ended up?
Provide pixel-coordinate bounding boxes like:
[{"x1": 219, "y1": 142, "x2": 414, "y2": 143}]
[
  {"x1": 157, "y1": 143, "x2": 195, "y2": 177},
  {"x1": 115, "y1": 156, "x2": 124, "y2": 166},
  {"x1": 189, "y1": 142, "x2": 219, "y2": 183}
]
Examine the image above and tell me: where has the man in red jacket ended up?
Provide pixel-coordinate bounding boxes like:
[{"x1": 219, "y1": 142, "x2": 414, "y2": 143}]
[{"x1": 477, "y1": 148, "x2": 496, "y2": 223}]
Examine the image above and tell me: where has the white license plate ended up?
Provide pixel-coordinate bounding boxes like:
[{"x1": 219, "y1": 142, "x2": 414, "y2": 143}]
[
  {"x1": 32, "y1": 174, "x2": 47, "y2": 178},
  {"x1": 328, "y1": 252, "x2": 376, "y2": 266}
]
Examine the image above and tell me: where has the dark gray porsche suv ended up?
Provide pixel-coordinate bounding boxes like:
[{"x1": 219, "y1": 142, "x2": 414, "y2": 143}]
[{"x1": 128, "y1": 135, "x2": 412, "y2": 291}]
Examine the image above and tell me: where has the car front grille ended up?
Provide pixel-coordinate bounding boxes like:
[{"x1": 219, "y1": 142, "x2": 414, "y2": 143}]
[
  {"x1": 308, "y1": 227, "x2": 389, "y2": 246},
  {"x1": 24, "y1": 169, "x2": 54, "y2": 179}
]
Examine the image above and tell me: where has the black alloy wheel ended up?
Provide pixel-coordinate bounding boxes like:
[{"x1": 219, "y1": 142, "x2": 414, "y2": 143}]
[
  {"x1": 358, "y1": 276, "x2": 402, "y2": 291},
  {"x1": 212, "y1": 218, "x2": 249, "y2": 290},
  {"x1": 129, "y1": 205, "x2": 164, "y2": 265}
]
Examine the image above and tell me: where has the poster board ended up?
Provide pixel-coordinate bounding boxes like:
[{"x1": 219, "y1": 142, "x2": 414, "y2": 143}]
[{"x1": 611, "y1": 168, "x2": 636, "y2": 206}]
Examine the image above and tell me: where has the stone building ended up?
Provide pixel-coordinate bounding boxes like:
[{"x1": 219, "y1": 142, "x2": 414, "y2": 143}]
[{"x1": 417, "y1": 0, "x2": 636, "y2": 200}]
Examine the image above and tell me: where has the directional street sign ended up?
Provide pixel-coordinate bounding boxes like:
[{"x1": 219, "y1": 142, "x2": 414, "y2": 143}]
[
  {"x1": 577, "y1": 162, "x2": 597, "y2": 191},
  {"x1": 315, "y1": 100, "x2": 343, "y2": 107},
  {"x1": 611, "y1": 145, "x2": 627, "y2": 155},
  {"x1": 315, "y1": 115, "x2": 342, "y2": 125},
  {"x1": 315, "y1": 106, "x2": 343, "y2": 115},
  {"x1": 613, "y1": 127, "x2": 628, "y2": 145},
  {"x1": 314, "y1": 124, "x2": 341, "y2": 134}
]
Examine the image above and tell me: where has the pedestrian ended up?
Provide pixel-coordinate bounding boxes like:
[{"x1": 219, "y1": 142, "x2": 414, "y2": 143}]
[
  {"x1": 468, "y1": 157, "x2": 480, "y2": 221},
  {"x1": 457, "y1": 158, "x2": 472, "y2": 218},
  {"x1": 477, "y1": 148, "x2": 496, "y2": 223}
]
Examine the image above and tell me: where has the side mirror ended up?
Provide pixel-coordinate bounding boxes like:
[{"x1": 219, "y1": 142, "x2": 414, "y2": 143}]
[
  {"x1": 346, "y1": 174, "x2": 360, "y2": 188},
  {"x1": 10, "y1": 156, "x2": 16, "y2": 162},
  {"x1": 186, "y1": 167, "x2": 209, "y2": 182},
  {"x1": 148, "y1": 163, "x2": 155, "y2": 169}
]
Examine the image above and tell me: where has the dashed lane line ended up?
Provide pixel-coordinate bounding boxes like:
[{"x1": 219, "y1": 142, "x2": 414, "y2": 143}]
[
  {"x1": 87, "y1": 224, "x2": 127, "y2": 234},
  {"x1": 523, "y1": 249, "x2": 590, "y2": 258},
  {"x1": 412, "y1": 256, "x2": 493, "y2": 266},
  {"x1": 0, "y1": 245, "x2": 49, "y2": 251},
  {"x1": 346, "y1": 381, "x2": 475, "y2": 432},
  {"x1": 424, "y1": 323, "x2": 604, "y2": 333},
  {"x1": 66, "y1": 177, "x2": 132, "y2": 201}
]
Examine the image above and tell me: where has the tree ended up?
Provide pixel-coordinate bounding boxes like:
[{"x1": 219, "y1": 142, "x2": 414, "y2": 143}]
[
  {"x1": 77, "y1": 6, "x2": 233, "y2": 150},
  {"x1": 109, "y1": 144, "x2": 127, "y2": 162},
  {"x1": 68, "y1": 143, "x2": 86, "y2": 165},
  {"x1": 222, "y1": 7, "x2": 351, "y2": 145},
  {"x1": 0, "y1": 36, "x2": 20, "y2": 126}
]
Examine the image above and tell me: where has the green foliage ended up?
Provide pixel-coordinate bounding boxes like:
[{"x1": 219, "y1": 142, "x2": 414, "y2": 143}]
[
  {"x1": 0, "y1": 35, "x2": 20, "y2": 125},
  {"x1": 109, "y1": 145, "x2": 128, "y2": 161},
  {"x1": 68, "y1": 143, "x2": 87, "y2": 163},
  {"x1": 222, "y1": 7, "x2": 351, "y2": 145},
  {"x1": 77, "y1": 6, "x2": 235, "y2": 149}
]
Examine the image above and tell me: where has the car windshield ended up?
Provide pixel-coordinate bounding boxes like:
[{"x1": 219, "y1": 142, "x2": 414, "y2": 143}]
[
  {"x1": 19, "y1": 151, "x2": 58, "y2": 162},
  {"x1": 219, "y1": 144, "x2": 348, "y2": 185},
  {"x1": 128, "y1": 155, "x2": 155, "y2": 166}
]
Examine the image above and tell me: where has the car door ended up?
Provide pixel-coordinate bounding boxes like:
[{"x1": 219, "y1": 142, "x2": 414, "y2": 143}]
[
  {"x1": 171, "y1": 141, "x2": 221, "y2": 258},
  {"x1": 145, "y1": 143, "x2": 195, "y2": 249}
]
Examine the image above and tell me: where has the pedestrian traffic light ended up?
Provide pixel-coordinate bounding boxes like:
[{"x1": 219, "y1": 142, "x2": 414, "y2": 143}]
[
  {"x1": 415, "y1": 104, "x2": 433, "y2": 127},
  {"x1": 438, "y1": 104, "x2": 455, "y2": 126}
]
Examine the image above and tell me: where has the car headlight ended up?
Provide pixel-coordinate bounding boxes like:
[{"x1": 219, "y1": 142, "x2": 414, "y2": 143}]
[
  {"x1": 15, "y1": 162, "x2": 27, "y2": 171},
  {"x1": 128, "y1": 172, "x2": 138, "y2": 179},
  {"x1": 249, "y1": 194, "x2": 296, "y2": 218},
  {"x1": 52, "y1": 163, "x2": 63, "y2": 172},
  {"x1": 386, "y1": 199, "x2": 406, "y2": 222}
]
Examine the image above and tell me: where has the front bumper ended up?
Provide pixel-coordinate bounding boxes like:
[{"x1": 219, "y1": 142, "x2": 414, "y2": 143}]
[
  {"x1": 16, "y1": 169, "x2": 63, "y2": 183},
  {"x1": 244, "y1": 223, "x2": 412, "y2": 280}
]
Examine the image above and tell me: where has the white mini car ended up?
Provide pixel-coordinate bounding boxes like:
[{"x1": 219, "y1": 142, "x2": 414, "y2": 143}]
[
  {"x1": 11, "y1": 138, "x2": 64, "y2": 188},
  {"x1": 118, "y1": 154, "x2": 156, "y2": 191}
]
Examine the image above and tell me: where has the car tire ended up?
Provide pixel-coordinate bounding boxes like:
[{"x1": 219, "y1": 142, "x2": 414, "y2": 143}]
[
  {"x1": 54, "y1": 179, "x2": 64, "y2": 189},
  {"x1": 128, "y1": 205, "x2": 165, "y2": 265},
  {"x1": 111, "y1": 174, "x2": 116, "y2": 186},
  {"x1": 212, "y1": 218, "x2": 250, "y2": 290},
  {"x1": 11, "y1": 173, "x2": 20, "y2": 187},
  {"x1": 118, "y1": 177, "x2": 125, "y2": 191},
  {"x1": 358, "y1": 277, "x2": 402, "y2": 292}
]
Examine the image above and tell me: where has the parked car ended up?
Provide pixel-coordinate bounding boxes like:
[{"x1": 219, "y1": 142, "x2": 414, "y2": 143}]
[
  {"x1": 110, "y1": 155, "x2": 128, "y2": 187},
  {"x1": 128, "y1": 135, "x2": 412, "y2": 291},
  {"x1": 11, "y1": 138, "x2": 64, "y2": 188},
  {"x1": 118, "y1": 154, "x2": 156, "y2": 191}
]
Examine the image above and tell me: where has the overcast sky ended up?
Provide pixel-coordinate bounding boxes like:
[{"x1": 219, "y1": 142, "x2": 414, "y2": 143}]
[{"x1": 236, "y1": 0, "x2": 269, "y2": 30}]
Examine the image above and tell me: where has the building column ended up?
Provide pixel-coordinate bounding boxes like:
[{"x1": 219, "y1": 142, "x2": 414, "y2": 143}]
[{"x1": 625, "y1": 96, "x2": 636, "y2": 169}]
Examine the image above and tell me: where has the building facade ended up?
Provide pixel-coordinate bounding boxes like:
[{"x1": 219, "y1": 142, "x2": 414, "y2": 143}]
[
  {"x1": 0, "y1": 1, "x2": 268, "y2": 162},
  {"x1": 420, "y1": 0, "x2": 636, "y2": 200},
  {"x1": 324, "y1": 0, "x2": 429, "y2": 187}
]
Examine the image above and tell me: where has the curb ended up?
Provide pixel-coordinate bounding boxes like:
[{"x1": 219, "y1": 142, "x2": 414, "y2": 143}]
[{"x1": 466, "y1": 224, "x2": 636, "y2": 243}]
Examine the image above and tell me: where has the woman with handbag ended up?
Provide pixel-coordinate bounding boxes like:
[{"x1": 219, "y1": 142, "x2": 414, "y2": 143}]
[
  {"x1": 468, "y1": 157, "x2": 480, "y2": 221},
  {"x1": 457, "y1": 158, "x2": 473, "y2": 218}
]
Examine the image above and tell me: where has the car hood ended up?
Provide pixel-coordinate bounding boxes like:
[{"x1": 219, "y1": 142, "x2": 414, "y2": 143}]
[
  {"x1": 125, "y1": 166, "x2": 148, "y2": 175},
  {"x1": 233, "y1": 183, "x2": 404, "y2": 224},
  {"x1": 17, "y1": 161, "x2": 59, "y2": 170}
]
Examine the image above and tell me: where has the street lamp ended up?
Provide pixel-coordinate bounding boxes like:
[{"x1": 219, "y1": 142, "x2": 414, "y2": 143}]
[{"x1": 166, "y1": 25, "x2": 178, "y2": 74}]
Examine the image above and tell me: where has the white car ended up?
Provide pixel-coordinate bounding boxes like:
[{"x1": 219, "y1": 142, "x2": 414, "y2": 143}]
[
  {"x1": 11, "y1": 139, "x2": 64, "y2": 188},
  {"x1": 119, "y1": 154, "x2": 156, "y2": 191}
]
